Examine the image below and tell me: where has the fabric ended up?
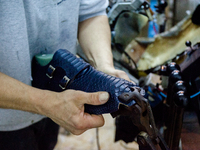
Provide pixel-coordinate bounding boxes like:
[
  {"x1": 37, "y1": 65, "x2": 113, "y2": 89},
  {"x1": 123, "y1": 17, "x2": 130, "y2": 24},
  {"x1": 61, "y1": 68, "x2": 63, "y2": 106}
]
[
  {"x1": 0, "y1": 118, "x2": 59, "y2": 150},
  {"x1": 0, "y1": 0, "x2": 108, "y2": 131}
]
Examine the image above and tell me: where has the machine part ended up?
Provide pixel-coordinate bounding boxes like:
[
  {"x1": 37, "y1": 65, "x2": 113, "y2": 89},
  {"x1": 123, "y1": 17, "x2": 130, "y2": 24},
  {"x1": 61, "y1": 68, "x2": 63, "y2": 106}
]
[
  {"x1": 139, "y1": 73, "x2": 161, "y2": 87},
  {"x1": 160, "y1": 42, "x2": 200, "y2": 149},
  {"x1": 162, "y1": 63, "x2": 189, "y2": 150},
  {"x1": 137, "y1": 130, "x2": 169, "y2": 150},
  {"x1": 143, "y1": 86, "x2": 164, "y2": 108},
  {"x1": 172, "y1": 81, "x2": 187, "y2": 95},
  {"x1": 107, "y1": 0, "x2": 149, "y2": 25},
  {"x1": 114, "y1": 12, "x2": 148, "y2": 48},
  {"x1": 179, "y1": 42, "x2": 200, "y2": 124},
  {"x1": 154, "y1": 0, "x2": 167, "y2": 14},
  {"x1": 185, "y1": 40, "x2": 192, "y2": 50},
  {"x1": 163, "y1": 69, "x2": 183, "y2": 145},
  {"x1": 192, "y1": 4, "x2": 200, "y2": 25},
  {"x1": 113, "y1": 88, "x2": 169, "y2": 150},
  {"x1": 154, "y1": 0, "x2": 168, "y2": 33},
  {"x1": 164, "y1": 90, "x2": 188, "y2": 150},
  {"x1": 137, "y1": 15, "x2": 200, "y2": 71},
  {"x1": 160, "y1": 62, "x2": 180, "y2": 89},
  {"x1": 115, "y1": 115, "x2": 140, "y2": 143},
  {"x1": 180, "y1": 42, "x2": 200, "y2": 82},
  {"x1": 166, "y1": 70, "x2": 182, "y2": 107},
  {"x1": 139, "y1": 73, "x2": 164, "y2": 108},
  {"x1": 132, "y1": 92, "x2": 169, "y2": 150},
  {"x1": 160, "y1": 65, "x2": 168, "y2": 89},
  {"x1": 166, "y1": 62, "x2": 181, "y2": 73}
]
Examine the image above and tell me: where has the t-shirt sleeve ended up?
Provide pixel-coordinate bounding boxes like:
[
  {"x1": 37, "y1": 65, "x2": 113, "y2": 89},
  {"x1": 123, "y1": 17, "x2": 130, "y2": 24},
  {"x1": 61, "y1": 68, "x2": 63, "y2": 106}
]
[{"x1": 79, "y1": 0, "x2": 109, "y2": 22}]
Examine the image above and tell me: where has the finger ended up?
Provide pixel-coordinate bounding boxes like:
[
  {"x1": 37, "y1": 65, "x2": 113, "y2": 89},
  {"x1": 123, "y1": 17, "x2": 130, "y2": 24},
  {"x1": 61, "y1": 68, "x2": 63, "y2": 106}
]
[
  {"x1": 115, "y1": 70, "x2": 131, "y2": 81},
  {"x1": 71, "y1": 113, "x2": 105, "y2": 131},
  {"x1": 84, "y1": 92, "x2": 109, "y2": 105},
  {"x1": 119, "y1": 73, "x2": 130, "y2": 81},
  {"x1": 71, "y1": 129, "x2": 87, "y2": 135},
  {"x1": 81, "y1": 114, "x2": 105, "y2": 129}
]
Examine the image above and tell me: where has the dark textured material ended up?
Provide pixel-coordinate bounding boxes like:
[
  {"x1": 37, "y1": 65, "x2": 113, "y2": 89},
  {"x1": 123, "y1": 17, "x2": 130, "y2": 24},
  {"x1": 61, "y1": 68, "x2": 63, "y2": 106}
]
[
  {"x1": 32, "y1": 49, "x2": 137, "y2": 115},
  {"x1": 115, "y1": 116, "x2": 139, "y2": 143},
  {"x1": 0, "y1": 118, "x2": 59, "y2": 150},
  {"x1": 192, "y1": 4, "x2": 200, "y2": 25}
]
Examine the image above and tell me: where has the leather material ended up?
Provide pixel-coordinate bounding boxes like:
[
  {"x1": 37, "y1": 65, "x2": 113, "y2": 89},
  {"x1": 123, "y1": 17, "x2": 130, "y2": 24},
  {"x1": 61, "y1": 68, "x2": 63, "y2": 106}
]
[{"x1": 32, "y1": 49, "x2": 137, "y2": 115}]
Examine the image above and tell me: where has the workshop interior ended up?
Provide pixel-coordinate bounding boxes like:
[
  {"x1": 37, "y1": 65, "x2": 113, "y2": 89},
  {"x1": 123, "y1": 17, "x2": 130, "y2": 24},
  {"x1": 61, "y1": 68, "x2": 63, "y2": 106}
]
[{"x1": 53, "y1": 0, "x2": 200, "y2": 150}]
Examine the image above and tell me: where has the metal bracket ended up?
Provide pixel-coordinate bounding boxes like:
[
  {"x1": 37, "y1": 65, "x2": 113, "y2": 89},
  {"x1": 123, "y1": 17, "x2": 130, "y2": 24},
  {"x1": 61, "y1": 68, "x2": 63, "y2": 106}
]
[
  {"x1": 46, "y1": 65, "x2": 56, "y2": 79},
  {"x1": 59, "y1": 75, "x2": 71, "y2": 90}
]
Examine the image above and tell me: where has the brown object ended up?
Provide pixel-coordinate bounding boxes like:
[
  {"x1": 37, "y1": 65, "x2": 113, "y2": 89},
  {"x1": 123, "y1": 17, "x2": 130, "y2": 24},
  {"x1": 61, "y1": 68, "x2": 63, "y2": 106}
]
[
  {"x1": 113, "y1": 87, "x2": 169, "y2": 150},
  {"x1": 121, "y1": 40, "x2": 147, "y2": 68},
  {"x1": 137, "y1": 16, "x2": 200, "y2": 70}
]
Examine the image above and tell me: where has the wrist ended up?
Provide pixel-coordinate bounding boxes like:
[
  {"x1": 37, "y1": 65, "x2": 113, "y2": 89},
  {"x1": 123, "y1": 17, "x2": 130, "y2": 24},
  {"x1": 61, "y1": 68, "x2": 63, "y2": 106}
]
[
  {"x1": 29, "y1": 88, "x2": 56, "y2": 117},
  {"x1": 95, "y1": 63, "x2": 115, "y2": 72}
]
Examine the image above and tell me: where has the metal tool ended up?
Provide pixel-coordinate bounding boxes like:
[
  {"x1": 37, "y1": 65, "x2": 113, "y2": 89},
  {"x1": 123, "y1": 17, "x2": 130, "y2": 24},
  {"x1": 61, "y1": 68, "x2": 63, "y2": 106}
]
[
  {"x1": 107, "y1": 0, "x2": 150, "y2": 25},
  {"x1": 154, "y1": 0, "x2": 168, "y2": 33},
  {"x1": 112, "y1": 87, "x2": 169, "y2": 150},
  {"x1": 164, "y1": 80, "x2": 188, "y2": 150}
]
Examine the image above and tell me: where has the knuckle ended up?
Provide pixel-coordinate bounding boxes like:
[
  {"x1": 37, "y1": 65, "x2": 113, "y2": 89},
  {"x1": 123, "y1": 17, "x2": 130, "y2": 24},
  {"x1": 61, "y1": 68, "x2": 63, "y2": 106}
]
[
  {"x1": 72, "y1": 130, "x2": 84, "y2": 135},
  {"x1": 75, "y1": 123, "x2": 84, "y2": 130},
  {"x1": 88, "y1": 93, "x2": 98, "y2": 104},
  {"x1": 73, "y1": 120, "x2": 86, "y2": 130}
]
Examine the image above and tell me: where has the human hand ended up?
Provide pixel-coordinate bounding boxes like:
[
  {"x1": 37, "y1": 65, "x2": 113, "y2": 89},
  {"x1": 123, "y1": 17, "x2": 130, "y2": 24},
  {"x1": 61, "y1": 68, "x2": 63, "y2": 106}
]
[
  {"x1": 41, "y1": 90, "x2": 109, "y2": 135},
  {"x1": 96, "y1": 65, "x2": 131, "y2": 82}
]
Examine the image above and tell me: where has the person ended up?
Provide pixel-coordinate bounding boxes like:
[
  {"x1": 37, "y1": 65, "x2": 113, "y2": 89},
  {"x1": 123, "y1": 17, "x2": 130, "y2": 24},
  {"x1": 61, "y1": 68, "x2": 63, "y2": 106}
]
[{"x1": 0, "y1": 0, "x2": 131, "y2": 149}]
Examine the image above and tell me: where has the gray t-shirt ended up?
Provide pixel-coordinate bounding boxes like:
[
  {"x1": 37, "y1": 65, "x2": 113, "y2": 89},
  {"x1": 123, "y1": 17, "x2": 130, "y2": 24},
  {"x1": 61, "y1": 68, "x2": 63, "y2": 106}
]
[{"x1": 0, "y1": 0, "x2": 108, "y2": 131}]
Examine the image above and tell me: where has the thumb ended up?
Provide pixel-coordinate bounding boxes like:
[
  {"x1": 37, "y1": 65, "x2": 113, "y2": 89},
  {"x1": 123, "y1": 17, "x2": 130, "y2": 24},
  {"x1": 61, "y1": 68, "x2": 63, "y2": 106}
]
[
  {"x1": 114, "y1": 70, "x2": 131, "y2": 82},
  {"x1": 85, "y1": 92, "x2": 109, "y2": 105}
]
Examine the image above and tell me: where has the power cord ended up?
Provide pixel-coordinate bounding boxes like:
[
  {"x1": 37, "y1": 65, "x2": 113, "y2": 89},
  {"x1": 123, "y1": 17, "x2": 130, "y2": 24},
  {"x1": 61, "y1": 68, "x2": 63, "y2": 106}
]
[{"x1": 96, "y1": 128, "x2": 101, "y2": 150}]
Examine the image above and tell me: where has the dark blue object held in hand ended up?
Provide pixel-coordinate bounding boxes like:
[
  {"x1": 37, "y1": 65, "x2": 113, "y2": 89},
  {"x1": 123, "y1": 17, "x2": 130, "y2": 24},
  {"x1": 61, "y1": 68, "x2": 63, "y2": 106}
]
[{"x1": 32, "y1": 49, "x2": 139, "y2": 115}]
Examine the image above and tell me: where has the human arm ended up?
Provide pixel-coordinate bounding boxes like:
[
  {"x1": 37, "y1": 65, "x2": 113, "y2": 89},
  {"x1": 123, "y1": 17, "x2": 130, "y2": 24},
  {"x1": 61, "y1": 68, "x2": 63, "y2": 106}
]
[
  {"x1": 0, "y1": 72, "x2": 109, "y2": 135},
  {"x1": 78, "y1": 15, "x2": 131, "y2": 81}
]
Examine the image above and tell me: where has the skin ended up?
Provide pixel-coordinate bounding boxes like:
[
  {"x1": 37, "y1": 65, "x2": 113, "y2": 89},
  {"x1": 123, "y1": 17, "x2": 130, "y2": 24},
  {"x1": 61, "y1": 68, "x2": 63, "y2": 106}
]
[
  {"x1": 0, "y1": 15, "x2": 130, "y2": 135},
  {"x1": 78, "y1": 15, "x2": 130, "y2": 81},
  {"x1": 0, "y1": 72, "x2": 109, "y2": 135}
]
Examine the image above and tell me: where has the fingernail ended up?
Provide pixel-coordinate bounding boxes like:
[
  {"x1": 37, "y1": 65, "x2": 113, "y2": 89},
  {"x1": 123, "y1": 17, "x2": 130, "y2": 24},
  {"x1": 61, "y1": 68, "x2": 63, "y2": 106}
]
[{"x1": 99, "y1": 92, "x2": 109, "y2": 103}]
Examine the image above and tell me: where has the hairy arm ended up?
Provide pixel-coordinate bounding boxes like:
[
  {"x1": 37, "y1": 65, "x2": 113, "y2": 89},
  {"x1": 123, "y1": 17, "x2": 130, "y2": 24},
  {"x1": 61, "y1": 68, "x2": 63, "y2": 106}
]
[
  {"x1": 78, "y1": 15, "x2": 130, "y2": 81},
  {"x1": 0, "y1": 72, "x2": 109, "y2": 135}
]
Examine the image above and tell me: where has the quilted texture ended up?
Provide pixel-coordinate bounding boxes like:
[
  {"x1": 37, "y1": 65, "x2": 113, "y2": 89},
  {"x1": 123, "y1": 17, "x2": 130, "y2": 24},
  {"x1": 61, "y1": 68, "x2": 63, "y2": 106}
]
[{"x1": 32, "y1": 49, "x2": 137, "y2": 115}]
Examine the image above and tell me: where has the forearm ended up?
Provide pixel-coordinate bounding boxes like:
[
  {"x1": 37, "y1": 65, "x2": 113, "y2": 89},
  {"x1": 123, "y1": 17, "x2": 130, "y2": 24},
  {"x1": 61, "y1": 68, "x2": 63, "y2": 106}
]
[
  {"x1": 0, "y1": 72, "x2": 109, "y2": 135},
  {"x1": 78, "y1": 15, "x2": 131, "y2": 81},
  {"x1": 78, "y1": 15, "x2": 114, "y2": 70},
  {"x1": 0, "y1": 72, "x2": 52, "y2": 115}
]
